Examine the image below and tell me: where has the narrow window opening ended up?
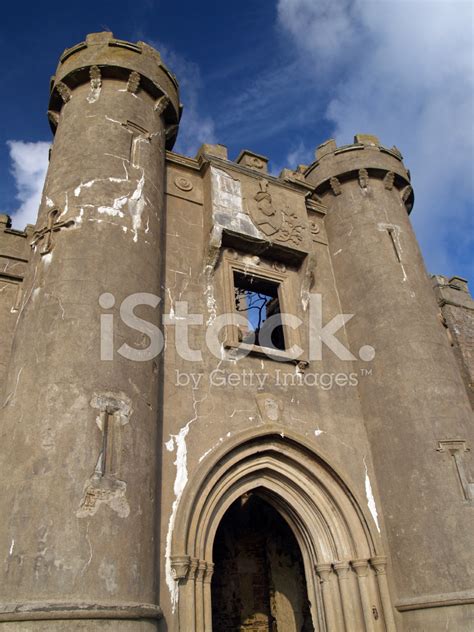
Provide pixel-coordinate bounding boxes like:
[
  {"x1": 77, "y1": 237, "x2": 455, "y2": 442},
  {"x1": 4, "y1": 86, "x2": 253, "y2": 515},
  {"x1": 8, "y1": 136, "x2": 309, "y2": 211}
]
[{"x1": 233, "y1": 271, "x2": 286, "y2": 351}]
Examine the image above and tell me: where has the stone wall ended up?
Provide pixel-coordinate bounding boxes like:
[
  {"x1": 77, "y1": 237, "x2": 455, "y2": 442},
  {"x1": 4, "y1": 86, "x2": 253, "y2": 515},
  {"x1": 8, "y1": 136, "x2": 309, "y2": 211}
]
[{"x1": 432, "y1": 275, "x2": 474, "y2": 407}]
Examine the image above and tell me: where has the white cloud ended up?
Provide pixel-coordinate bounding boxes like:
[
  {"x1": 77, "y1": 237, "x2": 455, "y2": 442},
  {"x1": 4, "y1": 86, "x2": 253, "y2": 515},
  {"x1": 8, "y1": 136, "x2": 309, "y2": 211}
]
[
  {"x1": 277, "y1": 0, "x2": 474, "y2": 277},
  {"x1": 278, "y1": 0, "x2": 359, "y2": 63},
  {"x1": 7, "y1": 140, "x2": 49, "y2": 230}
]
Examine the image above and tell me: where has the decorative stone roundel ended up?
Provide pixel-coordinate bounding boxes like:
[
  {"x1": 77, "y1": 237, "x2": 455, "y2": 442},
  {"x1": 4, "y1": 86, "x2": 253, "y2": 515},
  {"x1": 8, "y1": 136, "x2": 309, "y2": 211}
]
[
  {"x1": 174, "y1": 176, "x2": 193, "y2": 191},
  {"x1": 309, "y1": 220, "x2": 320, "y2": 235}
]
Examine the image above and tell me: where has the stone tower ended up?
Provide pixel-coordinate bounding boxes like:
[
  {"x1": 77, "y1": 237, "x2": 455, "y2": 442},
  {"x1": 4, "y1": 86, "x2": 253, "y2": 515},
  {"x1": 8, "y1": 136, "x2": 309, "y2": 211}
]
[
  {"x1": 0, "y1": 32, "x2": 180, "y2": 631},
  {"x1": 0, "y1": 33, "x2": 473, "y2": 632}
]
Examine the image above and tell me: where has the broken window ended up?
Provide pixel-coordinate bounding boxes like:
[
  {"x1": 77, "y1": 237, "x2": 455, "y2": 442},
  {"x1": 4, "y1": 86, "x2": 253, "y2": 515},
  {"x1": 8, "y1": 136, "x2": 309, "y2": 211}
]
[
  {"x1": 220, "y1": 251, "x2": 304, "y2": 362},
  {"x1": 233, "y1": 271, "x2": 285, "y2": 351}
]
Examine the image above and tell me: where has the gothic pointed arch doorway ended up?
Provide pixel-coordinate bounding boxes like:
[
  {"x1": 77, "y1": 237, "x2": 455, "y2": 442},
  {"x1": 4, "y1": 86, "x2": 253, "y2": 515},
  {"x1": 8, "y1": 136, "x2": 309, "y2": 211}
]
[
  {"x1": 169, "y1": 428, "x2": 397, "y2": 632},
  {"x1": 211, "y1": 492, "x2": 314, "y2": 631}
]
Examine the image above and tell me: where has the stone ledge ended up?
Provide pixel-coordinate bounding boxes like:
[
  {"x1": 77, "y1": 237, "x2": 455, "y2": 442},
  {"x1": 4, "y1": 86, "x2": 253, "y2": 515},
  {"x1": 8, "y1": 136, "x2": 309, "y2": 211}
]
[
  {"x1": 0, "y1": 601, "x2": 163, "y2": 622},
  {"x1": 396, "y1": 590, "x2": 474, "y2": 611}
]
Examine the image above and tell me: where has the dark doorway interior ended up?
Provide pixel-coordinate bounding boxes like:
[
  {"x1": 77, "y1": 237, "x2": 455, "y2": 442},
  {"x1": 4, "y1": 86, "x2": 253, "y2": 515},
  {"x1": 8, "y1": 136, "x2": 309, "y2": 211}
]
[{"x1": 212, "y1": 493, "x2": 314, "y2": 632}]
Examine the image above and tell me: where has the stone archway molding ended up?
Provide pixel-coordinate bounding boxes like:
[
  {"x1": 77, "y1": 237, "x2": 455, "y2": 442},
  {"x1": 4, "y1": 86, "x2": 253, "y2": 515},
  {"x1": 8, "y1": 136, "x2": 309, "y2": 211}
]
[{"x1": 169, "y1": 426, "x2": 396, "y2": 632}]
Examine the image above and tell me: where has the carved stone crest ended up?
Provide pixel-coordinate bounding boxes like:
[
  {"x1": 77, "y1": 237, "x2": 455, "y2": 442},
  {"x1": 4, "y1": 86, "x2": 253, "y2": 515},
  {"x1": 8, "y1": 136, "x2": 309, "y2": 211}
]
[{"x1": 247, "y1": 179, "x2": 305, "y2": 246}]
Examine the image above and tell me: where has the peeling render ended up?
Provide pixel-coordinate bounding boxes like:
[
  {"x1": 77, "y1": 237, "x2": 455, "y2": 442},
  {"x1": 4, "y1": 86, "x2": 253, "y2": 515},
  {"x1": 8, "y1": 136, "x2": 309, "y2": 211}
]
[
  {"x1": 74, "y1": 208, "x2": 84, "y2": 226},
  {"x1": 128, "y1": 172, "x2": 146, "y2": 243},
  {"x1": 77, "y1": 477, "x2": 130, "y2": 519},
  {"x1": 90, "y1": 392, "x2": 132, "y2": 426},
  {"x1": 165, "y1": 393, "x2": 205, "y2": 611},
  {"x1": 165, "y1": 423, "x2": 192, "y2": 611},
  {"x1": 87, "y1": 84, "x2": 101, "y2": 104},
  {"x1": 301, "y1": 254, "x2": 316, "y2": 311},
  {"x1": 211, "y1": 166, "x2": 267, "y2": 241},
  {"x1": 74, "y1": 180, "x2": 97, "y2": 196},
  {"x1": 72, "y1": 169, "x2": 147, "y2": 241},
  {"x1": 364, "y1": 458, "x2": 380, "y2": 533},
  {"x1": 204, "y1": 279, "x2": 217, "y2": 326},
  {"x1": 97, "y1": 201, "x2": 126, "y2": 218}
]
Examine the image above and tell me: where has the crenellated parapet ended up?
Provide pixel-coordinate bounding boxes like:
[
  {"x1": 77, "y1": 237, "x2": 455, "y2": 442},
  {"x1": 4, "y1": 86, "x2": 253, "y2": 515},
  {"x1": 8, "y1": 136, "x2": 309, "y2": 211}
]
[
  {"x1": 305, "y1": 134, "x2": 414, "y2": 213},
  {"x1": 48, "y1": 31, "x2": 181, "y2": 148}
]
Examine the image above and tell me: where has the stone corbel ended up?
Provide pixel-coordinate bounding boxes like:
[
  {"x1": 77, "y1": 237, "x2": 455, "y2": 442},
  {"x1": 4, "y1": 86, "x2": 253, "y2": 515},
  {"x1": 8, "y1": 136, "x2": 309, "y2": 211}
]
[
  {"x1": 329, "y1": 177, "x2": 342, "y2": 196},
  {"x1": 165, "y1": 123, "x2": 179, "y2": 140},
  {"x1": 56, "y1": 81, "x2": 72, "y2": 104},
  {"x1": 154, "y1": 94, "x2": 170, "y2": 116},
  {"x1": 358, "y1": 168, "x2": 369, "y2": 189},
  {"x1": 126, "y1": 70, "x2": 141, "y2": 93},
  {"x1": 90, "y1": 65, "x2": 101, "y2": 90},
  {"x1": 383, "y1": 171, "x2": 395, "y2": 190},
  {"x1": 170, "y1": 554, "x2": 191, "y2": 581},
  {"x1": 48, "y1": 111, "x2": 60, "y2": 129},
  {"x1": 401, "y1": 185, "x2": 412, "y2": 202}
]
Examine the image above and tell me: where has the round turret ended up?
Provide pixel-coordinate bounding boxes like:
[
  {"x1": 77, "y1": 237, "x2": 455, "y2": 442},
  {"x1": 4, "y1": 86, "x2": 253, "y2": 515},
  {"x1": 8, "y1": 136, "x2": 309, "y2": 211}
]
[
  {"x1": 305, "y1": 133, "x2": 474, "y2": 623},
  {"x1": 48, "y1": 31, "x2": 181, "y2": 149},
  {"x1": 0, "y1": 33, "x2": 180, "y2": 627},
  {"x1": 306, "y1": 134, "x2": 414, "y2": 212}
]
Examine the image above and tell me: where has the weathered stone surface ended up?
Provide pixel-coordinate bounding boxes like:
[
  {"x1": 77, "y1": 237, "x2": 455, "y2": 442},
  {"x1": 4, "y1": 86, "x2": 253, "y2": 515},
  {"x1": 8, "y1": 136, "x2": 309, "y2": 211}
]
[{"x1": 0, "y1": 32, "x2": 473, "y2": 632}]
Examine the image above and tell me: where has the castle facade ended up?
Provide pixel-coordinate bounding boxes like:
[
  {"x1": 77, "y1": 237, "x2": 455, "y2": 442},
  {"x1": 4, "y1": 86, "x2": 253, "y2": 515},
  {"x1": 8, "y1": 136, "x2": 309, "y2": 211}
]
[{"x1": 0, "y1": 32, "x2": 473, "y2": 632}]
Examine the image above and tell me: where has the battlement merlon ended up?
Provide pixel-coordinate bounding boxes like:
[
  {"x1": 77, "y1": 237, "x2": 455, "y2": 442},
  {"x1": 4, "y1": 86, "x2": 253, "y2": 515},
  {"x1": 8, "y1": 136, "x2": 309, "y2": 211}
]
[
  {"x1": 48, "y1": 31, "x2": 182, "y2": 149},
  {"x1": 305, "y1": 134, "x2": 414, "y2": 213},
  {"x1": 0, "y1": 213, "x2": 34, "y2": 259}
]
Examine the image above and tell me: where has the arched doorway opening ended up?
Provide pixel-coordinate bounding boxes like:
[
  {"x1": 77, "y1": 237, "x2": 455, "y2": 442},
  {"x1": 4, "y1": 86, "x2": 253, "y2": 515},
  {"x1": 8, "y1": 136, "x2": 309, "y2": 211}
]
[
  {"x1": 212, "y1": 493, "x2": 314, "y2": 632},
  {"x1": 170, "y1": 429, "x2": 397, "y2": 631}
]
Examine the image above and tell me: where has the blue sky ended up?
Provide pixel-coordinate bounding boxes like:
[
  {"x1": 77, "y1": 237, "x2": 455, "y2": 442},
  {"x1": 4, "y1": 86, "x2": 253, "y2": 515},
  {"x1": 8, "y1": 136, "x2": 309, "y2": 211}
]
[{"x1": 0, "y1": 0, "x2": 472, "y2": 280}]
